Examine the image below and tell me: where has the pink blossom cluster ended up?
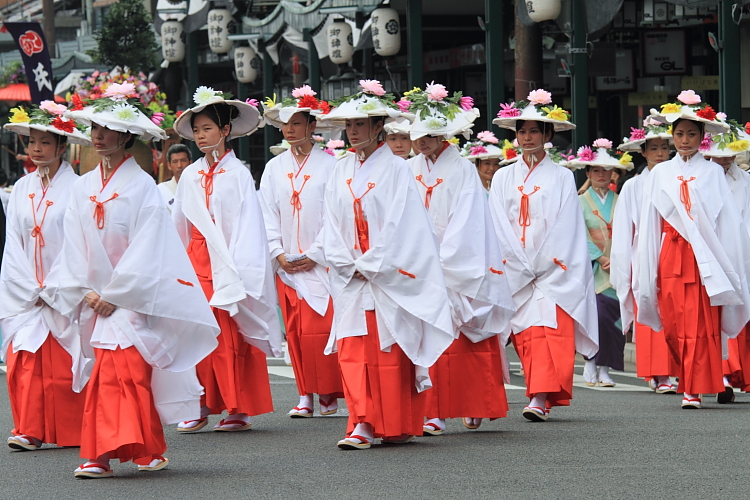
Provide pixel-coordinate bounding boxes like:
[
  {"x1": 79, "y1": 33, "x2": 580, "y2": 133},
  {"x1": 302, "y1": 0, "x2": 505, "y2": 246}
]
[
  {"x1": 592, "y1": 138, "x2": 613, "y2": 149},
  {"x1": 577, "y1": 145, "x2": 595, "y2": 162},
  {"x1": 629, "y1": 128, "x2": 646, "y2": 141},
  {"x1": 497, "y1": 102, "x2": 520, "y2": 118},
  {"x1": 397, "y1": 99, "x2": 411, "y2": 112},
  {"x1": 677, "y1": 90, "x2": 701, "y2": 105},
  {"x1": 460, "y1": 96, "x2": 474, "y2": 111},
  {"x1": 292, "y1": 85, "x2": 316, "y2": 98},
  {"x1": 151, "y1": 112, "x2": 165, "y2": 125},
  {"x1": 476, "y1": 131, "x2": 499, "y2": 144},
  {"x1": 470, "y1": 145, "x2": 488, "y2": 156},
  {"x1": 699, "y1": 133, "x2": 713, "y2": 152},
  {"x1": 425, "y1": 81, "x2": 448, "y2": 101},
  {"x1": 359, "y1": 79, "x2": 386, "y2": 96}
]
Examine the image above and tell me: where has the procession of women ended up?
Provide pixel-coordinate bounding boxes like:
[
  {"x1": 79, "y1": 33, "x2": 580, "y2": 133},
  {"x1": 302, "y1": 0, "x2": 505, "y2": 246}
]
[{"x1": 1, "y1": 78, "x2": 750, "y2": 478}]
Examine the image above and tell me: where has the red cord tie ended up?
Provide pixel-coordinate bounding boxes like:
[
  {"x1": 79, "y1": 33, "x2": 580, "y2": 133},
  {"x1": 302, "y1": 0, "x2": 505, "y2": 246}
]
[
  {"x1": 28, "y1": 194, "x2": 53, "y2": 286},
  {"x1": 198, "y1": 166, "x2": 226, "y2": 208},
  {"x1": 415, "y1": 175, "x2": 443, "y2": 209},
  {"x1": 553, "y1": 258, "x2": 567, "y2": 271},
  {"x1": 591, "y1": 210, "x2": 613, "y2": 239},
  {"x1": 518, "y1": 185, "x2": 540, "y2": 247},
  {"x1": 399, "y1": 269, "x2": 416, "y2": 278},
  {"x1": 489, "y1": 267, "x2": 504, "y2": 275},
  {"x1": 288, "y1": 173, "x2": 311, "y2": 253},
  {"x1": 677, "y1": 176, "x2": 697, "y2": 220},
  {"x1": 90, "y1": 193, "x2": 118, "y2": 230},
  {"x1": 346, "y1": 178, "x2": 375, "y2": 251}
]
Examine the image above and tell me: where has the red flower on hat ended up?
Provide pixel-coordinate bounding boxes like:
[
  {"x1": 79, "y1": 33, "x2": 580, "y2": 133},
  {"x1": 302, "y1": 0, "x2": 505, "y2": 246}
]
[
  {"x1": 319, "y1": 100, "x2": 331, "y2": 115},
  {"x1": 52, "y1": 116, "x2": 75, "y2": 133},
  {"x1": 745, "y1": 122, "x2": 750, "y2": 135},
  {"x1": 696, "y1": 105, "x2": 717, "y2": 122},
  {"x1": 71, "y1": 93, "x2": 85, "y2": 111},
  {"x1": 297, "y1": 95, "x2": 319, "y2": 110},
  {"x1": 505, "y1": 149, "x2": 517, "y2": 159}
]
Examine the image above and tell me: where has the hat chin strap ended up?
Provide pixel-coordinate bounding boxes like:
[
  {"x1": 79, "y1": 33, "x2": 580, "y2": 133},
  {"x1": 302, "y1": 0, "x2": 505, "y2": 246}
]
[
  {"x1": 199, "y1": 135, "x2": 226, "y2": 162},
  {"x1": 352, "y1": 133, "x2": 379, "y2": 161},
  {"x1": 97, "y1": 139, "x2": 126, "y2": 171},
  {"x1": 288, "y1": 124, "x2": 312, "y2": 157},
  {"x1": 520, "y1": 143, "x2": 545, "y2": 169}
]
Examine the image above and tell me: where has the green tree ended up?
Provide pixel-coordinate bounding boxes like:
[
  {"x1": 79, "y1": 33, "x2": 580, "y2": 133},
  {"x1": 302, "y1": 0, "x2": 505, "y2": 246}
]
[{"x1": 88, "y1": 0, "x2": 158, "y2": 73}]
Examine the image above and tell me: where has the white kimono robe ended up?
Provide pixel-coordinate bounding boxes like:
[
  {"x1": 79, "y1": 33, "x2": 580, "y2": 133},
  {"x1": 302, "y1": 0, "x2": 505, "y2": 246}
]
[
  {"x1": 488, "y1": 154, "x2": 599, "y2": 357},
  {"x1": 636, "y1": 153, "x2": 750, "y2": 340},
  {"x1": 407, "y1": 146, "x2": 515, "y2": 343},
  {"x1": 610, "y1": 169, "x2": 650, "y2": 335},
  {"x1": 42, "y1": 156, "x2": 220, "y2": 423},
  {"x1": 323, "y1": 144, "x2": 454, "y2": 389},
  {"x1": 726, "y1": 163, "x2": 750, "y2": 232},
  {"x1": 258, "y1": 146, "x2": 335, "y2": 316},
  {"x1": 172, "y1": 150, "x2": 283, "y2": 357},
  {"x1": 157, "y1": 177, "x2": 177, "y2": 212},
  {"x1": 0, "y1": 162, "x2": 90, "y2": 391}
]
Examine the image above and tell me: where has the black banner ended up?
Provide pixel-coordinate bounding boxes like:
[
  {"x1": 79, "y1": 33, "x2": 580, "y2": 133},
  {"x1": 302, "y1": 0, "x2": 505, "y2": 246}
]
[{"x1": 2, "y1": 22, "x2": 55, "y2": 103}]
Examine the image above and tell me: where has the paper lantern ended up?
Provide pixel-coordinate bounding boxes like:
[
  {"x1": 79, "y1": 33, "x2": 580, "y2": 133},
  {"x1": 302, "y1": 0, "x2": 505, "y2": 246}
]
[
  {"x1": 161, "y1": 21, "x2": 185, "y2": 62},
  {"x1": 234, "y1": 46, "x2": 258, "y2": 83},
  {"x1": 526, "y1": 0, "x2": 562, "y2": 23},
  {"x1": 207, "y1": 8, "x2": 233, "y2": 54},
  {"x1": 327, "y1": 21, "x2": 353, "y2": 64},
  {"x1": 371, "y1": 8, "x2": 400, "y2": 57}
]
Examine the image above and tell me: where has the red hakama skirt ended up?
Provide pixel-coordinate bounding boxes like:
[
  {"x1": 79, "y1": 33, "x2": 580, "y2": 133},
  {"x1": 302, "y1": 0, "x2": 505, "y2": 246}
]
[
  {"x1": 634, "y1": 305, "x2": 679, "y2": 379},
  {"x1": 6, "y1": 336, "x2": 86, "y2": 446},
  {"x1": 337, "y1": 311, "x2": 425, "y2": 438},
  {"x1": 188, "y1": 226, "x2": 274, "y2": 416},
  {"x1": 658, "y1": 222, "x2": 723, "y2": 395},
  {"x1": 424, "y1": 333, "x2": 507, "y2": 419},
  {"x1": 735, "y1": 326, "x2": 750, "y2": 391},
  {"x1": 79, "y1": 347, "x2": 166, "y2": 465},
  {"x1": 276, "y1": 276, "x2": 343, "y2": 397},
  {"x1": 511, "y1": 306, "x2": 576, "y2": 408}
]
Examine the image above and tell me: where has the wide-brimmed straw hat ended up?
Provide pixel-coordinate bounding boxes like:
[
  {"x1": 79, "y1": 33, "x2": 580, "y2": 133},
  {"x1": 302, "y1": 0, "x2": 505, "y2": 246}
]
[
  {"x1": 701, "y1": 120, "x2": 750, "y2": 158},
  {"x1": 461, "y1": 131, "x2": 509, "y2": 162},
  {"x1": 492, "y1": 89, "x2": 575, "y2": 132},
  {"x1": 403, "y1": 82, "x2": 478, "y2": 140},
  {"x1": 173, "y1": 86, "x2": 263, "y2": 140},
  {"x1": 262, "y1": 85, "x2": 341, "y2": 132},
  {"x1": 617, "y1": 117, "x2": 674, "y2": 152},
  {"x1": 5, "y1": 100, "x2": 92, "y2": 145},
  {"x1": 319, "y1": 80, "x2": 404, "y2": 124},
  {"x1": 566, "y1": 138, "x2": 634, "y2": 171},
  {"x1": 383, "y1": 115, "x2": 415, "y2": 135},
  {"x1": 649, "y1": 90, "x2": 729, "y2": 135}
]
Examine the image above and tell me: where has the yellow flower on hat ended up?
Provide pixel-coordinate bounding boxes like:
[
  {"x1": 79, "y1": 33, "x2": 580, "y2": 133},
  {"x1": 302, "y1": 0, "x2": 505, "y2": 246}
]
[
  {"x1": 619, "y1": 152, "x2": 633, "y2": 166},
  {"x1": 542, "y1": 105, "x2": 568, "y2": 121},
  {"x1": 263, "y1": 94, "x2": 277, "y2": 108},
  {"x1": 667, "y1": 125, "x2": 673, "y2": 135},
  {"x1": 403, "y1": 87, "x2": 422, "y2": 97},
  {"x1": 447, "y1": 137, "x2": 460, "y2": 145},
  {"x1": 728, "y1": 140, "x2": 750, "y2": 153},
  {"x1": 661, "y1": 103, "x2": 682, "y2": 114},
  {"x1": 9, "y1": 107, "x2": 30, "y2": 123}
]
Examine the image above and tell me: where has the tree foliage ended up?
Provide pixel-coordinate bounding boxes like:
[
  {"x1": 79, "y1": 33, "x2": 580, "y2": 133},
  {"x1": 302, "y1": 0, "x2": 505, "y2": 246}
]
[{"x1": 88, "y1": 0, "x2": 158, "y2": 73}]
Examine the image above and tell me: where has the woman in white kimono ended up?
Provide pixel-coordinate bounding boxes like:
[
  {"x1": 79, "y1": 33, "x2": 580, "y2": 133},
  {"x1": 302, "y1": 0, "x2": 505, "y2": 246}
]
[
  {"x1": 384, "y1": 115, "x2": 414, "y2": 159},
  {"x1": 259, "y1": 86, "x2": 344, "y2": 417},
  {"x1": 405, "y1": 86, "x2": 515, "y2": 435},
  {"x1": 45, "y1": 85, "x2": 220, "y2": 478},
  {"x1": 701, "y1": 123, "x2": 750, "y2": 402},
  {"x1": 1, "y1": 102, "x2": 92, "y2": 452},
  {"x1": 171, "y1": 87, "x2": 282, "y2": 433},
  {"x1": 461, "y1": 131, "x2": 518, "y2": 196},
  {"x1": 489, "y1": 89, "x2": 598, "y2": 421},
  {"x1": 637, "y1": 91, "x2": 750, "y2": 409},
  {"x1": 611, "y1": 120, "x2": 677, "y2": 393},
  {"x1": 318, "y1": 80, "x2": 454, "y2": 449}
]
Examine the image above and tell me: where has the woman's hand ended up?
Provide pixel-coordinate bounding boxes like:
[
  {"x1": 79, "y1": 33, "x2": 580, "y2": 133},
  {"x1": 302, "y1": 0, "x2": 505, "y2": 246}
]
[
  {"x1": 597, "y1": 256, "x2": 611, "y2": 271},
  {"x1": 291, "y1": 257, "x2": 316, "y2": 272},
  {"x1": 84, "y1": 291, "x2": 116, "y2": 317},
  {"x1": 353, "y1": 271, "x2": 367, "y2": 281},
  {"x1": 276, "y1": 254, "x2": 298, "y2": 273}
]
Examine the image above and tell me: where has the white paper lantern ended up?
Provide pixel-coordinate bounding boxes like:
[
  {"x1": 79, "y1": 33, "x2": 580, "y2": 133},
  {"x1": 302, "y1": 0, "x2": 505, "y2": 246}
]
[
  {"x1": 234, "y1": 46, "x2": 258, "y2": 83},
  {"x1": 207, "y1": 8, "x2": 233, "y2": 54},
  {"x1": 160, "y1": 21, "x2": 185, "y2": 62},
  {"x1": 327, "y1": 21, "x2": 353, "y2": 64},
  {"x1": 371, "y1": 8, "x2": 400, "y2": 57},
  {"x1": 526, "y1": 0, "x2": 562, "y2": 23}
]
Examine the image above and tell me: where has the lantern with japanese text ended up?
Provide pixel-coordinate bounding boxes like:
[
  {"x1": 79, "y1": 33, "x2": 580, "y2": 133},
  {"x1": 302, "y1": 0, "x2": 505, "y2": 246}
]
[
  {"x1": 234, "y1": 46, "x2": 258, "y2": 83},
  {"x1": 207, "y1": 8, "x2": 233, "y2": 54},
  {"x1": 161, "y1": 21, "x2": 185, "y2": 62},
  {"x1": 371, "y1": 8, "x2": 400, "y2": 57},
  {"x1": 526, "y1": 0, "x2": 561, "y2": 22},
  {"x1": 327, "y1": 20, "x2": 353, "y2": 64}
]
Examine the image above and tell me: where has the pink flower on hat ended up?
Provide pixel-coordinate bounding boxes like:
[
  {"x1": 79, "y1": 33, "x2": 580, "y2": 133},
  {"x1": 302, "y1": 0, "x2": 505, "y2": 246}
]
[
  {"x1": 643, "y1": 116, "x2": 660, "y2": 128},
  {"x1": 497, "y1": 102, "x2": 520, "y2": 118},
  {"x1": 151, "y1": 112, "x2": 165, "y2": 126},
  {"x1": 460, "y1": 96, "x2": 474, "y2": 111},
  {"x1": 245, "y1": 98, "x2": 259, "y2": 107},
  {"x1": 39, "y1": 100, "x2": 67, "y2": 116},
  {"x1": 592, "y1": 138, "x2": 613, "y2": 149},
  {"x1": 577, "y1": 145, "x2": 595, "y2": 162},
  {"x1": 716, "y1": 112, "x2": 727, "y2": 121},
  {"x1": 397, "y1": 99, "x2": 411, "y2": 112},
  {"x1": 292, "y1": 85, "x2": 316, "y2": 98},
  {"x1": 527, "y1": 89, "x2": 552, "y2": 106},
  {"x1": 103, "y1": 82, "x2": 136, "y2": 100},
  {"x1": 477, "y1": 131, "x2": 498, "y2": 144},
  {"x1": 359, "y1": 79, "x2": 386, "y2": 96},
  {"x1": 699, "y1": 133, "x2": 713, "y2": 152},
  {"x1": 677, "y1": 90, "x2": 701, "y2": 106},
  {"x1": 629, "y1": 128, "x2": 646, "y2": 141},
  {"x1": 470, "y1": 145, "x2": 488, "y2": 156},
  {"x1": 425, "y1": 81, "x2": 448, "y2": 101},
  {"x1": 327, "y1": 139, "x2": 345, "y2": 149}
]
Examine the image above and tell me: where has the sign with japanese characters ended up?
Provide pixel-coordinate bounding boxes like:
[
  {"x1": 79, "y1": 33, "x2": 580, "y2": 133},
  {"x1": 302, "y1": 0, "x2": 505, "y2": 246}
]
[
  {"x1": 643, "y1": 30, "x2": 686, "y2": 76},
  {"x1": 2, "y1": 22, "x2": 55, "y2": 103},
  {"x1": 207, "y1": 9, "x2": 233, "y2": 54},
  {"x1": 595, "y1": 49, "x2": 634, "y2": 91}
]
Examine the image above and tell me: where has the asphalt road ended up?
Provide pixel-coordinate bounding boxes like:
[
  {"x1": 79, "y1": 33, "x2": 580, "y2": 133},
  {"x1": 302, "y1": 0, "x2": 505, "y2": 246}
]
[{"x1": 0, "y1": 348, "x2": 748, "y2": 500}]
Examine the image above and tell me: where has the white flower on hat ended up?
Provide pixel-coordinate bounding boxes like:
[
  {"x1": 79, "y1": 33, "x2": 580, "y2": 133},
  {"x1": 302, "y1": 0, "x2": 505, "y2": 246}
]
[
  {"x1": 425, "y1": 116, "x2": 447, "y2": 130},
  {"x1": 111, "y1": 103, "x2": 139, "y2": 122},
  {"x1": 194, "y1": 86, "x2": 220, "y2": 106}
]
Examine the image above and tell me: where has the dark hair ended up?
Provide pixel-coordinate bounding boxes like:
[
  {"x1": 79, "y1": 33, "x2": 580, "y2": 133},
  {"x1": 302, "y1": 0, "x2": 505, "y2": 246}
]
[
  {"x1": 167, "y1": 143, "x2": 191, "y2": 163},
  {"x1": 123, "y1": 133, "x2": 136, "y2": 149},
  {"x1": 672, "y1": 118, "x2": 704, "y2": 136},
  {"x1": 369, "y1": 116, "x2": 385, "y2": 141},
  {"x1": 639, "y1": 136, "x2": 669, "y2": 153},
  {"x1": 515, "y1": 120, "x2": 555, "y2": 142},
  {"x1": 298, "y1": 111, "x2": 315, "y2": 124},
  {"x1": 191, "y1": 103, "x2": 240, "y2": 135}
]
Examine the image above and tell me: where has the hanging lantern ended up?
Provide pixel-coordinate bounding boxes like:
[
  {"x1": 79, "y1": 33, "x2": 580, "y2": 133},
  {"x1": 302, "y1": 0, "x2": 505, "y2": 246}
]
[
  {"x1": 160, "y1": 21, "x2": 185, "y2": 62},
  {"x1": 207, "y1": 8, "x2": 233, "y2": 54},
  {"x1": 327, "y1": 20, "x2": 354, "y2": 64},
  {"x1": 526, "y1": 0, "x2": 562, "y2": 23},
  {"x1": 234, "y1": 46, "x2": 258, "y2": 83},
  {"x1": 370, "y1": 8, "x2": 400, "y2": 57}
]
